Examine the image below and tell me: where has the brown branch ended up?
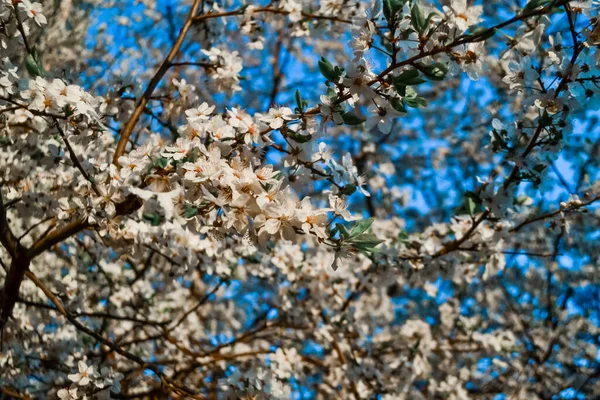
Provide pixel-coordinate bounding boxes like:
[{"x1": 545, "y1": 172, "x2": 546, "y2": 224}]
[
  {"x1": 17, "y1": 299, "x2": 169, "y2": 326},
  {"x1": 112, "y1": 0, "x2": 204, "y2": 164},
  {"x1": 302, "y1": 0, "x2": 572, "y2": 116},
  {"x1": 510, "y1": 195, "x2": 600, "y2": 232},
  {"x1": 191, "y1": 7, "x2": 352, "y2": 24},
  {"x1": 1, "y1": 386, "x2": 31, "y2": 400},
  {"x1": 0, "y1": 186, "x2": 30, "y2": 329},
  {"x1": 54, "y1": 119, "x2": 100, "y2": 196},
  {"x1": 24, "y1": 270, "x2": 205, "y2": 399},
  {"x1": 269, "y1": 31, "x2": 284, "y2": 108},
  {"x1": 169, "y1": 279, "x2": 224, "y2": 330}
]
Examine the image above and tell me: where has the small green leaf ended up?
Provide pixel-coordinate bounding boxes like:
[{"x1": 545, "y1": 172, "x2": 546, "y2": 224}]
[
  {"x1": 411, "y1": 2, "x2": 426, "y2": 33},
  {"x1": 523, "y1": 0, "x2": 549, "y2": 12},
  {"x1": 153, "y1": 157, "x2": 169, "y2": 169},
  {"x1": 395, "y1": 84, "x2": 406, "y2": 97},
  {"x1": 383, "y1": 0, "x2": 405, "y2": 26},
  {"x1": 393, "y1": 69, "x2": 425, "y2": 87},
  {"x1": 183, "y1": 206, "x2": 199, "y2": 218},
  {"x1": 333, "y1": 223, "x2": 352, "y2": 239},
  {"x1": 390, "y1": 97, "x2": 407, "y2": 113},
  {"x1": 403, "y1": 96, "x2": 428, "y2": 108},
  {"x1": 398, "y1": 231, "x2": 410, "y2": 242},
  {"x1": 404, "y1": 86, "x2": 418, "y2": 98},
  {"x1": 25, "y1": 50, "x2": 46, "y2": 78},
  {"x1": 289, "y1": 132, "x2": 312, "y2": 143},
  {"x1": 349, "y1": 233, "x2": 384, "y2": 253},
  {"x1": 464, "y1": 191, "x2": 483, "y2": 216},
  {"x1": 63, "y1": 104, "x2": 74, "y2": 117},
  {"x1": 340, "y1": 184, "x2": 357, "y2": 195},
  {"x1": 383, "y1": 0, "x2": 393, "y2": 24},
  {"x1": 295, "y1": 89, "x2": 304, "y2": 113},
  {"x1": 532, "y1": 163, "x2": 547, "y2": 173},
  {"x1": 465, "y1": 27, "x2": 497, "y2": 42},
  {"x1": 318, "y1": 57, "x2": 339, "y2": 82},
  {"x1": 349, "y1": 218, "x2": 375, "y2": 238},
  {"x1": 422, "y1": 62, "x2": 449, "y2": 81},
  {"x1": 143, "y1": 213, "x2": 163, "y2": 226},
  {"x1": 341, "y1": 111, "x2": 365, "y2": 126}
]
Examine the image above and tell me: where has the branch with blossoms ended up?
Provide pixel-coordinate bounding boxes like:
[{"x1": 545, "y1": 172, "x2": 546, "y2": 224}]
[{"x1": 1, "y1": 0, "x2": 600, "y2": 398}]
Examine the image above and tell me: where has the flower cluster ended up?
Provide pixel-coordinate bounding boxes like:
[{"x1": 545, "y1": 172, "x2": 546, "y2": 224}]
[
  {"x1": 57, "y1": 362, "x2": 123, "y2": 399},
  {"x1": 1, "y1": 0, "x2": 600, "y2": 399}
]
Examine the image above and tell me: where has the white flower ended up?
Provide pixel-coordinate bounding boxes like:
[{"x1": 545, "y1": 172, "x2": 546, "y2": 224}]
[
  {"x1": 329, "y1": 194, "x2": 359, "y2": 221},
  {"x1": 95, "y1": 366, "x2": 124, "y2": 393},
  {"x1": 455, "y1": 42, "x2": 486, "y2": 81},
  {"x1": 184, "y1": 102, "x2": 215, "y2": 123},
  {"x1": 365, "y1": 97, "x2": 403, "y2": 133},
  {"x1": 341, "y1": 60, "x2": 376, "y2": 104},
  {"x1": 534, "y1": 89, "x2": 563, "y2": 114},
  {"x1": 349, "y1": 18, "x2": 375, "y2": 59},
  {"x1": 444, "y1": 0, "x2": 482, "y2": 32},
  {"x1": 68, "y1": 361, "x2": 94, "y2": 386},
  {"x1": 502, "y1": 56, "x2": 540, "y2": 90},
  {"x1": 547, "y1": 33, "x2": 564, "y2": 65},
  {"x1": 257, "y1": 190, "x2": 298, "y2": 241},
  {"x1": 202, "y1": 48, "x2": 243, "y2": 94},
  {"x1": 319, "y1": 94, "x2": 344, "y2": 130},
  {"x1": 332, "y1": 153, "x2": 370, "y2": 197},
  {"x1": 261, "y1": 106, "x2": 294, "y2": 129},
  {"x1": 296, "y1": 197, "x2": 329, "y2": 238},
  {"x1": 129, "y1": 187, "x2": 181, "y2": 220},
  {"x1": 19, "y1": 0, "x2": 47, "y2": 26},
  {"x1": 271, "y1": 348, "x2": 300, "y2": 379},
  {"x1": 514, "y1": 23, "x2": 546, "y2": 55},
  {"x1": 47, "y1": 79, "x2": 81, "y2": 108},
  {"x1": 282, "y1": 0, "x2": 303, "y2": 22},
  {"x1": 57, "y1": 386, "x2": 78, "y2": 400}
]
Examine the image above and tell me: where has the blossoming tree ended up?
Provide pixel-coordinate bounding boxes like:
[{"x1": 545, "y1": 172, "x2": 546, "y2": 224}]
[{"x1": 1, "y1": 0, "x2": 599, "y2": 398}]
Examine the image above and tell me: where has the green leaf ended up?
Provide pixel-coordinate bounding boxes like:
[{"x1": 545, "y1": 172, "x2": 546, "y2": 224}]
[
  {"x1": 523, "y1": 0, "x2": 549, "y2": 12},
  {"x1": 25, "y1": 49, "x2": 46, "y2": 78},
  {"x1": 398, "y1": 231, "x2": 410, "y2": 242},
  {"x1": 349, "y1": 233, "x2": 384, "y2": 253},
  {"x1": 404, "y1": 86, "x2": 418, "y2": 98},
  {"x1": 422, "y1": 62, "x2": 448, "y2": 81},
  {"x1": 349, "y1": 218, "x2": 375, "y2": 238},
  {"x1": 143, "y1": 213, "x2": 163, "y2": 226},
  {"x1": 465, "y1": 27, "x2": 497, "y2": 42},
  {"x1": 424, "y1": 11, "x2": 438, "y2": 30},
  {"x1": 63, "y1": 104, "x2": 74, "y2": 117},
  {"x1": 390, "y1": 97, "x2": 407, "y2": 113},
  {"x1": 532, "y1": 163, "x2": 547, "y2": 173},
  {"x1": 325, "y1": 87, "x2": 337, "y2": 98},
  {"x1": 490, "y1": 129, "x2": 507, "y2": 152},
  {"x1": 393, "y1": 69, "x2": 426, "y2": 87},
  {"x1": 515, "y1": 195, "x2": 531, "y2": 206},
  {"x1": 341, "y1": 184, "x2": 357, "y2": 195},
  {"x1": 332, "y1": 223, "x2": 352, "y2": 240},
  {"x1": 464, "y1": 191, "x2": 482, "y2": 216},
  {"x1": 341, "y1": 111, "x2": 365, "y2": 126},
  {"x1": 403, "y1": 96, "x2": 428, "y2": 108},
  {"x1": 289, "y1": 132, "x2": 312, "y2": 143},
  {"x1": 318, "y1": 57, "x2": 339, "y2": 82},
  {"x1": 183, "y1": 206, "x2": 199, "y2": 218},
  {"x1": 383, "y1": 0, "x2": 393, "y2": 24},
  {"x1": 411, "y1": 2, "x2": 426, "y2": 33},
  {"x1": 383, "y1": 0, "x2": 406, "y2": 26},
  {"x1": 153, "y1": 156, "x2": 169, "y2": 169},
  {"x1": 295, "y1": 89, "x2": 304, "y2": 113},
  {"x1": 395, "y1": 84, "x2": 406, "y2": 97}
]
